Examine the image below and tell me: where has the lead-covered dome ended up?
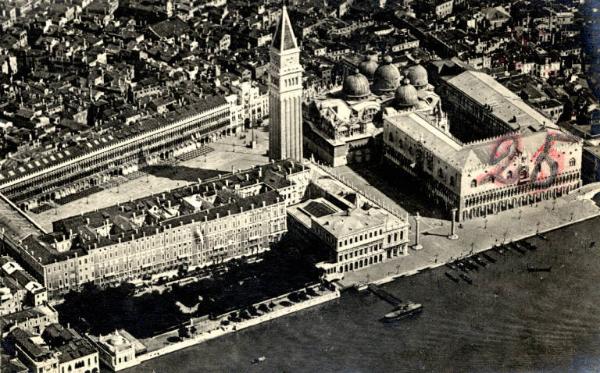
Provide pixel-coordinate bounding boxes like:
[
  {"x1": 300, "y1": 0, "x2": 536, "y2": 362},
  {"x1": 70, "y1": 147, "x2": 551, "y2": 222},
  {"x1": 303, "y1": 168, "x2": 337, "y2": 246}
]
[
  {"x1": 373, "y1": 56, "x2": 400, "y2": 94},
  {"x1": 395, "y1": 78, "x2": 419, "y2": 107},
  {"x1": 405, "y1": 64, "x2": 428, "y2": 89},
  {"x1": 358, "y1": 55, "x2": 379, "y2": 80},
  {"x1": 343, "y1": 70, "x2": 371, "y2": 99}
]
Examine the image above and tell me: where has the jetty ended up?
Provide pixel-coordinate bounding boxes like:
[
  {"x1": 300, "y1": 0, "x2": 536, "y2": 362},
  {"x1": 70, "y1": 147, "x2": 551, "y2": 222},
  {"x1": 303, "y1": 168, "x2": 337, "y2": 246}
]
[{"x1": 367, "y1": 284, "x2": 402, "y2": 306}]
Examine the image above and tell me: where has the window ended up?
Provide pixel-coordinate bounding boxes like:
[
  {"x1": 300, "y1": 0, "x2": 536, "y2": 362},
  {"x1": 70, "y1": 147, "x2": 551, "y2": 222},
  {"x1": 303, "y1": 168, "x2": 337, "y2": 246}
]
[
  {"x1": 450, "y1": 176, "x2": 455, "y2": 186},
  {"x1": 569, "y1": 158, "x2": 576, "y2": 167},
  {"x1": 507, "y1": 170, "x2": 513, "y2": 179},
  {"x1": 470, "y1": 179, "x2": 477, "y2": 188},
  {"x1": 519, "y1": 167, "x2": 528, "y2": 179}
]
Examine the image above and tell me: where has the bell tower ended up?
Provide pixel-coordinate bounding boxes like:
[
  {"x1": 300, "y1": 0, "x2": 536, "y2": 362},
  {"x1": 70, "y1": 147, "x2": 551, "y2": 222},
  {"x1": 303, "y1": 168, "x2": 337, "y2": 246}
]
[{"x1": 269, "y1": 6, "x2": 303, "y2": 162}]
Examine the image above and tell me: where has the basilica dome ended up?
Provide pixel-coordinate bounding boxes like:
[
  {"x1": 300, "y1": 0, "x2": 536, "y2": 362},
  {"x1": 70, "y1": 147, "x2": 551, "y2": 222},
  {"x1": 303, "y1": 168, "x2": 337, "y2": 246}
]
[
  {"x1": 343, "y1": 70, "x2": 371, "y2": 99},
  {"x1": 373, "y1": 56, "x2": 401, "y2": 94},
  {"x1": 358, "y1": 55, "x2": 379, "y2": 80},
  {"x1": 405, "y1": 64, "x2": 428, "y2": 89},
  {"x1": 395, "y1": 78, "x2": 419, "y2": 107}
]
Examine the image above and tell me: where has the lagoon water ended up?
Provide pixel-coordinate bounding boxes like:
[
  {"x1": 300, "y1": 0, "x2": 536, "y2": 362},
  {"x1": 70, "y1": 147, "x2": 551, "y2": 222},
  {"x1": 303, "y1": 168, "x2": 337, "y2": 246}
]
[{"x1": 128, "y1": 217, "x2": 600, "y2": 373}]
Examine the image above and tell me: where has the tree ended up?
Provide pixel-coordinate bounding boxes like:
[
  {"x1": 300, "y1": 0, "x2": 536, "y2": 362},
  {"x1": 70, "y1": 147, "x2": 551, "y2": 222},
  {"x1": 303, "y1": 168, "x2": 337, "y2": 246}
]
[{"x1": 178, "y1": 324, "x2": 189, "y2": 340}]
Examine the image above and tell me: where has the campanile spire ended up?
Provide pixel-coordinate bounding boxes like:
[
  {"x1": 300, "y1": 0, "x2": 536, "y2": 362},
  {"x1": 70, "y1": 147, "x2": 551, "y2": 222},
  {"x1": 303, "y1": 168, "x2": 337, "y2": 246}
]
[{"x1": 269, "y1": 6, "x2": 303, "y2": 162}]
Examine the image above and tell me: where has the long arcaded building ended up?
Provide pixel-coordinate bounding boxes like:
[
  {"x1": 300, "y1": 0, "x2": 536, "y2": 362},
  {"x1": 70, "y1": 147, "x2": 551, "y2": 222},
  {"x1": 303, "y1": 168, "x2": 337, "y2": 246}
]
[{"x1": 0, "y1": 96, "x2": 232, "y2": 210}]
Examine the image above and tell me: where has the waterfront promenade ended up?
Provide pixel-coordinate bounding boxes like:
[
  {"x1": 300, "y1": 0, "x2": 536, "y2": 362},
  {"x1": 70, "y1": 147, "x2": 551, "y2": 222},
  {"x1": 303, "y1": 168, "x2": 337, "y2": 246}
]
[
  {"x1": 133, "y1": 285, "x2": 339, "y2": 364},
  {"x1": 128, "y1": 215, "x2": 600, "y2": 373},
  {"x1": 338, "y1": 183, "x2": 600, "y2": 288}
]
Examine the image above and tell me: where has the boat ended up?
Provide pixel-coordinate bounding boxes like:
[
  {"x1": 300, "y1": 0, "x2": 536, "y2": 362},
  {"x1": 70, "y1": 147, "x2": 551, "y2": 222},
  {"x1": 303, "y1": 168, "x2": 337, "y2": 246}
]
[
  {"x1": 474, "y1": 256, "x2": 487, "y2": 267},
  {"x1": 445, "y1": 272, "x2": 460, "y2": 283},
  {"x1": 466, "y1": 259, "x2": 479, "y2": 270},
  {"x1": 459, "y1": 273, "x2": 473, "y2": 284},
  {"x1": 527, "y1": 264, "x2": 552, "y2": 272},
  {"x1": 521, "y1": 241, "x2": 537, "y2": 251},
  {"x1": 510, "y1": 243, "x2": 526, "y2": 254},
  {"x1": 381, "y1": 302, "x2": 423, "y2": 322},
  {"x1": 456, "y1": 262, "x2": 469, "y2": 272},
  {"x1": 482, "y1": 253, "x2": 496, "y2": 263},
  {"x1": 446, "y1": 262, "x2": 458, "y2": 271},
  {"x1": 537, "y1": 234, "x2": 548, "y2": 241},
  {"x1": 251, "y1": 356, "x2": 266, "y2": 364}
]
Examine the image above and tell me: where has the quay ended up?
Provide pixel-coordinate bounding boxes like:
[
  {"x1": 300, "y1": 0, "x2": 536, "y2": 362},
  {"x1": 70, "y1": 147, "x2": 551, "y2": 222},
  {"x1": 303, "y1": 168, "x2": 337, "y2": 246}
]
[
  {"x1": 338, "y1": 183, "x2": 600, "y2": 289},
  {"x1": 106, "y1": 285, "x2": 341, "y2": 369}
]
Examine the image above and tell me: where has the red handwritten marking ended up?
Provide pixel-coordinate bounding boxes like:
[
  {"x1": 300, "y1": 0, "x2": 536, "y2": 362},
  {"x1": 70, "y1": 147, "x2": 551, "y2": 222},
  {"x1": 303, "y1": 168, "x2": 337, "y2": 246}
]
[{"x1": 474, "y1": 131, "x2": 578, "y2": 193}]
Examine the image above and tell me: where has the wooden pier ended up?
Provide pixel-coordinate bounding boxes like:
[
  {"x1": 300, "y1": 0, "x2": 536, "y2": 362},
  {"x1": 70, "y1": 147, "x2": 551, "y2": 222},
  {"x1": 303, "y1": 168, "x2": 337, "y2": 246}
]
[{"x1": 368, "y1": 284, "x2": 402, "y2": 306}]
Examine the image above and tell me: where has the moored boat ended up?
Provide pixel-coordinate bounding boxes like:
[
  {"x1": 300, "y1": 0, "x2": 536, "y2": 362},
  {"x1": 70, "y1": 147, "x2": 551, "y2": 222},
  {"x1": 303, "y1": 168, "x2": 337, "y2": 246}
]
[
  {"x1": 527, "y1": 264, "x2": 552, "y2": 272},
  {"x1": 445, "y1": 272, "x2": 460, "y2": 283},
  {"x1": 459, "y1": 273, "x2": 473, "y2": 284}
]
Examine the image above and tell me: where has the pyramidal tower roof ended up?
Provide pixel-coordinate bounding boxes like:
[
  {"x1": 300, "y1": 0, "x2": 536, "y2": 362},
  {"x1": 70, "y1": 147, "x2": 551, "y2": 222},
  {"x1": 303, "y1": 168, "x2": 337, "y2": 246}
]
[{"x1": 271, "y1": 6, "x2": 298, "y2": 52}]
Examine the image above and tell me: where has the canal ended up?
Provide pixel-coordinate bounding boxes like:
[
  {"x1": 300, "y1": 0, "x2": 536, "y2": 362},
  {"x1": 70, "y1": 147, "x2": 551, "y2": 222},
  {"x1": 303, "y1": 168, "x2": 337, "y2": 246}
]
[{"x1": 128, "y1": 217, "x2": 600, "y2": 373}]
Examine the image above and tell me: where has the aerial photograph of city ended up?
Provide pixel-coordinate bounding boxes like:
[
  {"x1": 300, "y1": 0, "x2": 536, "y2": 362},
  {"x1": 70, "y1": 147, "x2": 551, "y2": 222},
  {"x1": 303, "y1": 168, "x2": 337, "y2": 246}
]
[{"x1": 0, "y1": 0, "x2": 599, "y2": 371}]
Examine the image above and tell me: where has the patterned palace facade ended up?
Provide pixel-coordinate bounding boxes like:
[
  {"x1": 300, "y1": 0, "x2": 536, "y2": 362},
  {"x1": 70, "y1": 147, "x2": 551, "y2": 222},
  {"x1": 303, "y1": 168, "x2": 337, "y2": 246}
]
[{"x1": 383, "y1": 70, "x2": 582, "y2": 221}]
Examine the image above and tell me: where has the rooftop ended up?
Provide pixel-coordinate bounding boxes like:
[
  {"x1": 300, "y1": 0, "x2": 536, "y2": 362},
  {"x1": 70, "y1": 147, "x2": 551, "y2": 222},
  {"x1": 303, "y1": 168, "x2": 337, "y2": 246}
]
[{"x1": 444, "y1": 71, "x2": 559, "y2": 133}]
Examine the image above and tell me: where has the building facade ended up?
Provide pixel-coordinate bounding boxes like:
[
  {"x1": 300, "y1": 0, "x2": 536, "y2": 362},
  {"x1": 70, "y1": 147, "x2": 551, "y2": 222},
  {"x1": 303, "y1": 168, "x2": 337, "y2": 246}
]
[
  {"x1": 304, "y1": 58, "x2": 441, "y2": 167},
  {"x1": 4, "y1": 161, "x2": 310, "y2": 293},
  {"x1": 288, "y1": 172, "x2": 409, "y2": 281},
  {"x1": 269, "y1": 6, "x2": 303, "y2": 162},
  {"x1": 383, "y1": 109, "x2": 582, "y2": 221},
  {"x1": 0, "y1": 96, "x2": 232, "y2": 210},
  {"x1": 437, "y1": 70, "x2": 555, "y2": 142}
]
